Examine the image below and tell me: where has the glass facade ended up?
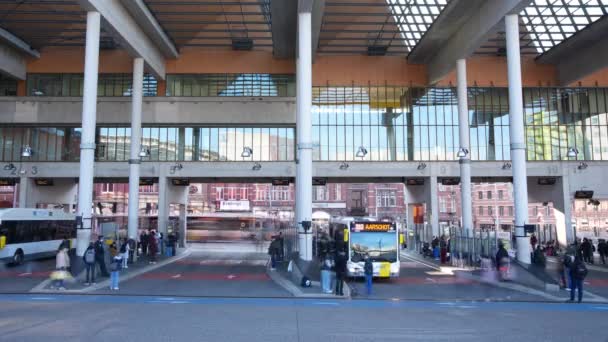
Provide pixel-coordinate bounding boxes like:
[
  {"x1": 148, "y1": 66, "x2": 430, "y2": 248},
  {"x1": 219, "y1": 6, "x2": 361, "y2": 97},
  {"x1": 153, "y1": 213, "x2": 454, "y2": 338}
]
[
  {"x1": 2, "y1": 86, "x2": 608, "y2": 162},
  {"x1": 312, "y1": 86, "x2": 608, "y2": 161},
  {"x1": 26, "y1": 73, "x2": 157, "y2": 97},
  {"x1": 165, "y1": 74, "x2": 296, "y2": 97},
  {"x1": 0, "y1": 126, "x2": 295, "y2": 162}
]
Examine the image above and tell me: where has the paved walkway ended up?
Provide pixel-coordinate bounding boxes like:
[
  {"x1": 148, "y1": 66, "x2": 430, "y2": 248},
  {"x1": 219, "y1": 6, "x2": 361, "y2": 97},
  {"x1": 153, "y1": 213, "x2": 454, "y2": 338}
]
[{"x1": 93, "y1": 243, "x2": 291, "y2": 297}]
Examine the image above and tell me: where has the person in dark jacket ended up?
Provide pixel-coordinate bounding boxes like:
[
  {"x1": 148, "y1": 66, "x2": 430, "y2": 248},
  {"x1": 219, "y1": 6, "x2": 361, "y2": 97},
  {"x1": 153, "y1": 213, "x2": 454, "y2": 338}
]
[
  {"x1": 496, "y1": 243, "x2": 509, "y2": 281},
  {"x1": 94, "y1": 236, "x2": 110, "y2": 277},
  {"x1": 140, "y1": 231, "x2": 148, "y2": 256},
  {"x1": 148, "y1": 232, "x2": 158, "y2": 264},
  {"x1": 581, "y1": 238, "x2": 593, "y2": 264},
  {"x1": 598, "y1": 239, "x2": 607, "y2": 265},
  {"x1": 334, "y1": 250, "x2": 347, "y2": 296},
  {"x1": 568, "y1": 253, "x2": 588, "y2": 303},
  {"x1": 364, "y1": 256, "x2": 373, "y2": 296},
  {"x1": 82, "y1": 242, "x2": 96, "y2": 285}
]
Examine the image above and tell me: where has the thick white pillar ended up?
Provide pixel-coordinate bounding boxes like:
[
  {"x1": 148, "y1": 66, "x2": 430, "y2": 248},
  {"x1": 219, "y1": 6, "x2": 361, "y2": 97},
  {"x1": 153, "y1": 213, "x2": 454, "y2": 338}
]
[
  {"x1": 296, "y1": 9, "x2": 313, "y2": 261},
  {"x1": 76, "y1": 11, "x2": 101, "y2": 256},
  {"x1": 128, "y1": 58, "x2": 144, "y2": 243},
  {"x1": 429, "y1": 176, "x2": 439, "y2": 236},
  {"x1": 157, "y1": 174, "x2": 168, "y2": 235},
  {"x1": 456, "y1": 59, "x2": 473, "y2": 234},
  {"x1": 505, "y1": 14, "x2": 530, "y2": 264}
]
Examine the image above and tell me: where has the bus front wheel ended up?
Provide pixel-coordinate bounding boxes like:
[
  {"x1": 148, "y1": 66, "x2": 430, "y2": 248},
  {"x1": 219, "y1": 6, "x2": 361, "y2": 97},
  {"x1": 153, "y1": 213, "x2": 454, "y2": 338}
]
[{"x1": 12, "y1": 250, "x2": 24, "y2": 265}]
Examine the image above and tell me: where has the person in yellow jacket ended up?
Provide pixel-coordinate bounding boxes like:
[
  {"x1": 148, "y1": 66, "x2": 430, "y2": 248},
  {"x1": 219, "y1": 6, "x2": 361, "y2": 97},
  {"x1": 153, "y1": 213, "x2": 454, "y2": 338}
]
[{"x1": 51, "y1": 244, "x2": 70, "y2": 290}]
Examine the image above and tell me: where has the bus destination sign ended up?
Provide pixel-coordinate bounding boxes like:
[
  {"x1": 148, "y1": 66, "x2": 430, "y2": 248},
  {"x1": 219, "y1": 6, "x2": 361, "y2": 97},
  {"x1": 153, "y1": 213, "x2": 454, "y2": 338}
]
[{"x1": 352, "y1": 222, "x2": 395, "y2": 232}]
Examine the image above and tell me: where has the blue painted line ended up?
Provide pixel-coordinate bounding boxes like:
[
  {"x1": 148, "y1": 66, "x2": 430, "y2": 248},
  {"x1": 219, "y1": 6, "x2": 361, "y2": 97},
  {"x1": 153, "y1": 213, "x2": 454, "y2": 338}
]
[{"x1": 1, "y1": 294, "x2": 607, "y2": 312}]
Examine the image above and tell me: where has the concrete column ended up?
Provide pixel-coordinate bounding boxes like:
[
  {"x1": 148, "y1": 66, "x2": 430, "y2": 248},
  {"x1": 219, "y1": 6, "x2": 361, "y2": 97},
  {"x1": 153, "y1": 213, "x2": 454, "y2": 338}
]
[
  {"x1": 406, "y1": 111, "x2": 414, "y2": 161},
  {"x1": 553, "y1": 176, "x2": 574, "y2": 247},
  {"x1": 178, "y1": 203, "x2": 187, "y2": 248},
  {"x1": 157, "y1": 173, "x2": 168, "y2": 235},
  {"x1": 76, "y1": 11, "x2": 101, "y2": 256},
  {"x1": 128, "y1": 58, "x2": 144, "y2": 243},
  {"x1": 296, "y1": 8, "x2": 313, "y2": 261},
  {"x1": 505, "y1": 14, "x2": 531, "y2": 264},
  {"x1": 456, "y1": 59, "x2": 473, "y2": 235},
  {"x1": 18, "y1": 176, "x2": 28, "y2": 208},
  {"x1": 429, "y1": 176, "x2": 439, "y2": 236},
  {"x1": 384, "y1": 108, "x2": 396, "y2": 161}
]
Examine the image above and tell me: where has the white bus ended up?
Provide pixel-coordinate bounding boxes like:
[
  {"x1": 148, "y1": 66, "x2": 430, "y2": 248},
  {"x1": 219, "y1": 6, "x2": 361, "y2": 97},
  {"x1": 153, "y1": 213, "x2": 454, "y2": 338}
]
[
  {"x1": 330, "y1": 217, "x2": 401, "y2": 278},
  {"x1": 0, "y1": 208, "x2": 76, "y2": 265}
]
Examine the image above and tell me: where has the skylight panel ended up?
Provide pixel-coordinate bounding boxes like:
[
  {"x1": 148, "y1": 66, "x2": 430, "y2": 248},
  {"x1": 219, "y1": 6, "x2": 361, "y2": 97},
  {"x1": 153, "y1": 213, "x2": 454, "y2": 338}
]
[
  {"x1": 521, "y1": 0, "x2": 608, "y2": 53},
  {"x1": 386, "y1": 0, "x2": 451, "y2": 52}
]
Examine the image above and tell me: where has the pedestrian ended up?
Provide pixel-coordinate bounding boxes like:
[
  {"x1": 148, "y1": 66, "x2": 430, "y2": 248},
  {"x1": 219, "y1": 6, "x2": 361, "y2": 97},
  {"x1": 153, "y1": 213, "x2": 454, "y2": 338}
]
[
  {"x1": 156, "y1": 230, "x2": 162, "y2": 256},
  {"x1": 581, "y1": 238, "x2": 593, "y2": 264},
  {"x1": 530, "y1": 234, "x2": 538, "y2": 251},
  {"x1": 148, "y1": 232, "x2": 158, "y2": 264},
  {"x1": 94, "y1": 236, "x2": 110, "y2": 277},
  {"x1": 496, "y1": 242, "x2": 509, "y2": 281},
  {"x1": 568, "y1": 253, "x2": 588, "y2": 303},
  {"x1": 127, "y1": 237, "x2": 136, "y2": 263},
  {"x1": 364, "y1": 256, "x2": 373, "y2": 296},
  {"x1": 109, "y1": 241, "x2": 119, "y2": 258},
  {"x1": 439, "y1": 235, "x2": 447, "y2": 264},
  {"x1": 140, "y1": 230, "x2": 148, "y2": 256},
  {"x1": 110, "y1": 255, "x2": 122, "y2": 291},
  {"x1": 598, "y1": 239, "x2": 607, "y2": 265},
  {"x1": 159, "y1": 231, "x2": 164, "y2": 255},
  {"x1": 169, "y1": 232, "x2": 177, "y2": 256},
  {"x1": 334, "y1": 249, "x2": 347, "y2": 296},
  {"x1": 83, "y1": 242, "x2": 96, "y2": 286},
  {"x1": 268, "y1": 237, "x2": 280, "y2": 270},
  {"x1": 51, "y1": 244, "x2": 70, "y2": 290},
  {"x1": 120, "y1": 238, "x2": 129, "y2": 269}
]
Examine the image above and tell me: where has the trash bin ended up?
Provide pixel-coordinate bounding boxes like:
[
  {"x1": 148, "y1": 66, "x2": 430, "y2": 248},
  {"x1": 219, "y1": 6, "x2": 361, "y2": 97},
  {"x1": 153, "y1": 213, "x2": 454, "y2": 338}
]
[
  {"x1": 165, "y1": 246, "x2": 173, "y2": 257},
  {"x1": 321, "y1": 269, "x2": 332, "y2": 293}
]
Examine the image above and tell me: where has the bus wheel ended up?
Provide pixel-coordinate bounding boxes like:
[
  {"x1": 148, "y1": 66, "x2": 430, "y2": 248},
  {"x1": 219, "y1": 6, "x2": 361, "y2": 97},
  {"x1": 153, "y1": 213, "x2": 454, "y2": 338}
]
[{"x1": 13, "y1": 250, "x2": 24, "y2": 265}]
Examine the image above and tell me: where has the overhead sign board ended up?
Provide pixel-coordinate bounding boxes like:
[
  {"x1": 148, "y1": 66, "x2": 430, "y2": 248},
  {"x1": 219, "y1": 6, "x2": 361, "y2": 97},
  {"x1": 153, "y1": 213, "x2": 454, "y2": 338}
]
[
  {"x1": 219, "y1": 200, "x2": 250, "y2": 212},
  {"x1": 351, "y1": 222, "x2": 395, "y2": 232},
  {"x1": 171, "y1": 179, "x2": 190, "y2": 186},
  {"x1": 34, "y1": 179, "x2": 54, "y2": 186},
  {"x1": 271, "y1": 178, "x2": 290, "y2": 186}
]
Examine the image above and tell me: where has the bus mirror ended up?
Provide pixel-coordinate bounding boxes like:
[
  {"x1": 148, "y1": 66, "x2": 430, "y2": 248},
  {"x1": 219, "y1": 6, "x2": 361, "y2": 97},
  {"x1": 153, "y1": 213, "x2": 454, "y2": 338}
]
[
  {"x1": 343, "y1": 229, "x2": 349, "y2": 242},
  {"x1": 399, "y1": 233, "x2": 404, "y2": 245},
  {"x1": 0, "y1": 235, "x2": 5, "y2": 249}
]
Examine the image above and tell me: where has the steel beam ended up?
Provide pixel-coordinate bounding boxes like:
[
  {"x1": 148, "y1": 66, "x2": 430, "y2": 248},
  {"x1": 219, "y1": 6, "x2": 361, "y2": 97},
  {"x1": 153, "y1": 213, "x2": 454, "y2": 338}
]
[
  {"x1": 77, "y1": 0, "x2": 168, "y2": 79},
  {"x1": 119, "y1": 0, "x2": 179, "y2": 59},
  {"x1": 537, "y1": 15, "x2": 608, "y2": 86},
  {"x1": 408, "y1": 0, "x2": 530, "y2": 84},
  {"x1": 271, "y1": 0, "x2": 297, "y2": 58}
]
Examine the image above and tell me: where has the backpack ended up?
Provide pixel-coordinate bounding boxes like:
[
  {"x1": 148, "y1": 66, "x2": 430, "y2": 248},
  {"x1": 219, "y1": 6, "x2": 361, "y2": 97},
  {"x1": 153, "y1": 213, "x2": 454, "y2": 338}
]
[
  {"x1": 84, "y1": 248, "x2": 95, "y2": 264},
  {"x1": 120, "y1": 243, "x2": 127, "y2": 254},
  {"x1": 111, "y1": 258, "x2": 122, "y2": 272},
  {"x1": 574, "y1": 261, "x2": 588, "y2": 279}
]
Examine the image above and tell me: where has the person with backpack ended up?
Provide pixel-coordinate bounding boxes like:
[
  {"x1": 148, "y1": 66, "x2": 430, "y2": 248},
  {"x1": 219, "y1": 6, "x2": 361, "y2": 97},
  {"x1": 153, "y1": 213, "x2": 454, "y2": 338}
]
[
  {"x1": 568, "y1": 253, "x2": 588, "y2": 303},
  {"x1": 110, "y1": 255, "x2": 122, "y2": 291},
  {"x1": 364, "y1": 256, "x2": 373, "y2": 296},
  {"x1": 83, "y1": 242, "x2": 96, "y2": 286},
  {"x1": 94, "y1": 236, "x2": 110, "y2": 277},
  {"x1": 119, "y1": 238, "x2": 129, "y2": 269}
]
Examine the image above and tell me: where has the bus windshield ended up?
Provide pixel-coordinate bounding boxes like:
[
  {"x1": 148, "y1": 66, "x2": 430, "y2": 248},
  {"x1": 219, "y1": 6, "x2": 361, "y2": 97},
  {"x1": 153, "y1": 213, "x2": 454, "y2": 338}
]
[{"x1": 350, "y1": 232, "x2": 397, "y2": 263}]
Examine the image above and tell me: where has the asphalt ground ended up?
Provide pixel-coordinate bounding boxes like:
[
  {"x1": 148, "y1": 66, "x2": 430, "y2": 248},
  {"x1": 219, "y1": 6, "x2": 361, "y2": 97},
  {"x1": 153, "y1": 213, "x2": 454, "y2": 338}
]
[
  {"x1": 346, "y1": 255, "x2": 548, "y2": 301},
  {"x1": 0, "y1": 257, "x2": 55, "y2": 293},
  {"x1": 0, "y1": 294, "x2": 606, "y2": 342}
]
